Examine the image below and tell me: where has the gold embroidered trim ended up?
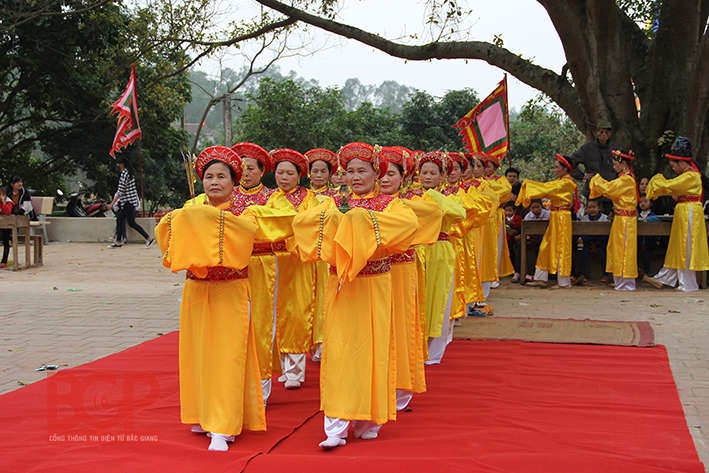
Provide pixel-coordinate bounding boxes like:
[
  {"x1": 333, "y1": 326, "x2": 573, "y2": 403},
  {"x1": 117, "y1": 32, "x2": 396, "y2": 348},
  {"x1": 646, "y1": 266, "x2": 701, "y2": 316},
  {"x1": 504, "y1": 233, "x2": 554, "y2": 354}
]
[
  {"x1": 218, "y1": 210, "x2": 225, "y2": 265},
  {"x1": 367, "y1": 209, "x2": 381, "y2": 248},
  {"x1": 164, "y1": 211, "x2": 173, "y2": 260},
  {"x1": 317, "y1": 209, "x2": 326, "y2": 259}
]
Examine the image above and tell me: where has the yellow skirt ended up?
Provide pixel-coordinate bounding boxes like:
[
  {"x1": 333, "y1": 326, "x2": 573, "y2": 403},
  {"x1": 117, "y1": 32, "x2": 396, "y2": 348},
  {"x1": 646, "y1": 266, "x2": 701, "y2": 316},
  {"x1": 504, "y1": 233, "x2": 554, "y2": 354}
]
[
  {"x1": 450, "y1": 235, "x2": 467, "y2": 319},
  {"x1": 321, "y1": 272, "x2": 396, "y2": 424},
  {"x1": 606, "y1": 215, "x2": 638, "y2": 278},
  {"x1": 391, "y1": 261, "x2": 426, "y2": 393},
  {"x1": 414, "y1": 246, "x2": 429, "y2": 361},
  {"x1": 312, "y1": 260, "x2": 328, "y2": 346},
  {"x1": 537, "y1": 210, "x2": 572, "y2": 276},
  {"x1": 274, "y1": 253, "x2": 315, "y2": 353},
  {"x1": 463, "y1": 230, "x2": 485, "y2": 304},
  {"x1": 248, "y1": 254, "x2": 276, "y2": 379},
  {"x1": 179, "y1": 278, "x2": 266, "y2": 435},
  {"x1": 425, "y1": 240, "x2": 455, "y2": 337}
]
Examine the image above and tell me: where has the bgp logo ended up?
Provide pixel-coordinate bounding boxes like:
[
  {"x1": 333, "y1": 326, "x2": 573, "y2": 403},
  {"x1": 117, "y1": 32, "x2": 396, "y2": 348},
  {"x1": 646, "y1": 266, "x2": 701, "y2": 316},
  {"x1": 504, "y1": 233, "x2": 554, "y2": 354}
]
[{"x1": 47, "y1": 371, "x2": 160, "y2": 432}]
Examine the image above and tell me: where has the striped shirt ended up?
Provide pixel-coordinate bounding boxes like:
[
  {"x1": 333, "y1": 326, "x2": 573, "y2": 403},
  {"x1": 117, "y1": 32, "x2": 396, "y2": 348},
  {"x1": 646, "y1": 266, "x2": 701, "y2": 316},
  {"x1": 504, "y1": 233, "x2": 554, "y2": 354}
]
[{"x1": 117, "y1": 170, "x2": 140, "y2": 208}]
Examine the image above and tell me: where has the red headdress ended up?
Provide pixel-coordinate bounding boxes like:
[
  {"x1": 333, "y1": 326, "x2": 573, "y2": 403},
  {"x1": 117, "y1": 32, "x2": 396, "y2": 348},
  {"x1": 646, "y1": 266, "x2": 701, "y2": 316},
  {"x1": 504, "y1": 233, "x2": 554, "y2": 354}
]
[
  {"x1": 195, "y1": 145, "x2": 243, "y2": 182},
  {"x1": 665, "y1": 153, "x2": 699, "y2": 173},
  {"x1": 338, "y1": 142, "x2": 388, "y2": 179},
  {"x1": 555, "y1": 153, "x2": 574, "y2": 172},
  {"x1": 271, "y1": 148, "x2": 309, "y2": 178},
  {"x1": 447, "y1": 152, "x2": 468, "y2": 174},
  {"x1": 380, "y1": 146, "x2": 407, "y2": 177},
  {"x1": 231, "y1": 142, "x2": 272, "y2": 174},
  {"x1": 305, "y1": 148, "x2": 339, "y2": 174},
  {"x1": 391, "y1": 146, "x2": 415, "y2": 179},
  {"x1": 418, "y1": 151, "x2": 447, "y2": 177}
]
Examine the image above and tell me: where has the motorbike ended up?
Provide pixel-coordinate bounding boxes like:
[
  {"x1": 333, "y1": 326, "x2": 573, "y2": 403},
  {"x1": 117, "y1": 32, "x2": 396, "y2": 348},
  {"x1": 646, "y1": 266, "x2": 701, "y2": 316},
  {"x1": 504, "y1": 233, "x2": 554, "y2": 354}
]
[{"x1": 63, "y1": 191, "x2": 111, "y2": 217}]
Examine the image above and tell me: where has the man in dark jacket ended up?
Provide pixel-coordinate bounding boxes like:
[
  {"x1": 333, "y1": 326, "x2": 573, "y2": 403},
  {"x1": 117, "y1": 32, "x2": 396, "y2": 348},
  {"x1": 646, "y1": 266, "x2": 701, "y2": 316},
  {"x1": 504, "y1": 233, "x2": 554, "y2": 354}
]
[{"x1": 570, "y1": 121, "x2": 619, "y2": 214}]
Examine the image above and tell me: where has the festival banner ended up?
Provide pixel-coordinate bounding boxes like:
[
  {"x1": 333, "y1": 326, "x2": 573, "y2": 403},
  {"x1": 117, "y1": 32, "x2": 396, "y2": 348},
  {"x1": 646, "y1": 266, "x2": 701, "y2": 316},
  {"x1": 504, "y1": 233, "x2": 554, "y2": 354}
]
[
  {"x1": 453, "y1": 75, "x2": 509, "y2": 160},
  {"x1": 109, "y1": 64, "x2": 142, "y2": 157}
]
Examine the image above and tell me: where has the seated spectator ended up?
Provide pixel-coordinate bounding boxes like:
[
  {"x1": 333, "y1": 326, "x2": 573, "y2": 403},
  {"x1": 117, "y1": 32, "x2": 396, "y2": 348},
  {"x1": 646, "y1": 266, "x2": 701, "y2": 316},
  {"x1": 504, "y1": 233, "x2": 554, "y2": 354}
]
[
  {"x1": 637, "y1": 193, "x2": 661, "y2": 276},
  {"x1": 505, "y1": 167, "x2": 524, "y2": 216},
  {"x1": 6, "y1": 176, "x2": 34, "y2": 218},
  {"x1": 512, "y1": 199, "x2": 549, "y2": 283},
  {"x1": 638, "y1": 176, "x2": 649, "y2": 194},
  {"x1": 505, "y1": 201, "x2": 522, "y2": 276},
  {"x1": 576, "y1": 199, "x2": 610, "y2": 285},
  {"x1": 0, "y1": 187, "x2": 13, "y2": 268}
]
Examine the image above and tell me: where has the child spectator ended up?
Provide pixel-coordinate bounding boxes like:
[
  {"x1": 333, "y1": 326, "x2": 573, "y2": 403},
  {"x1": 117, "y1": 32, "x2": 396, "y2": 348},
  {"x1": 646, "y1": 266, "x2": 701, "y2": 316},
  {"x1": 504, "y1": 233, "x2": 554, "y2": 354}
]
[
  {"x1": 512, "y1": 199, "x2": 549, "y2": 283},
  {"x1": 0, "y1": 187, "x2": 13, "y2": 268},
  {"x1": 576, "y1": 198, "x2": 610, "y2": 285},
  {"x1": 637, "y1": 192, "x2": 660, "y2": 276},
  {"x1": 505, "y1": 201, "x2": 522, "y2": 275}
]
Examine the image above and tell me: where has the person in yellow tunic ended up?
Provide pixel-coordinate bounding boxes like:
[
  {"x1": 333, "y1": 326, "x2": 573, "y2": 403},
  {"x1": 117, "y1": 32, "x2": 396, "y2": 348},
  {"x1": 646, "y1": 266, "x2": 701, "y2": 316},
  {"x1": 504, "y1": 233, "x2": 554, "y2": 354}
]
[
  {"x1": 379, "y1": 146, "x2": 442, "y2": 411},
  {"x1": 292, "y1": 142, "x2": 419, "y2": 448},
  {"x1": 228, "y1": 142, "x2": 280, "y2": 405},
  {"x1": 155, "y1": 146, "x2": 292, "y2": 451},
  {"x1": 266, "y1": 148, "x2": 334, "y2": 389},
  {"x1": 468, "y1": 153, "x2": 498, "y2": 301},
  {"x1": 643, "y1": 137, "x2": 709, "y2": 292},
  {"x1": 589, "y1": 150, "x2": 639, "y2": 291},
  {"x1": 410, "y1": 152, "x2": 467, "y2": 365},
  {"x1": 483, "y1": 154, "x2": 515, "y2": 286},
  {"x1": 441, "y1": 152, "x2": 493, "y2": 320},
  {"x1": 517, "y1": 154, "x2": 579, "y2": 288},
  {"x1": 304, "y1": 148, "x2": 340, "y2": 364}
]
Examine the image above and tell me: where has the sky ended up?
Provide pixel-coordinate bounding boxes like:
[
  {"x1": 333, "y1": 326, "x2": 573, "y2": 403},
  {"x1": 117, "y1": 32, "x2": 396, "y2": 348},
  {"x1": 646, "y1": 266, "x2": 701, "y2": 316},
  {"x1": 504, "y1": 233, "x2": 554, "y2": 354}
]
[{"x1": 195, "y1": 0, "x2": 567, "y2": 111}]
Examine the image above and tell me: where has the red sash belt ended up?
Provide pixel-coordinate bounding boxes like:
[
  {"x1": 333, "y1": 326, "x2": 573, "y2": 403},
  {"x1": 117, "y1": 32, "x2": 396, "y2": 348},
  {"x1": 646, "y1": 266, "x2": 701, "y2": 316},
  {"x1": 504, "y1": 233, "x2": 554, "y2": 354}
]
[
  {"x1": 391, "y1": 249, "x2": 415, "y2": 265},
  {"x1": 187, "y1": 267, "x2": 248, "y2": 281},
  {"x1": 550, "y1": 205, "x2": 571, "y2": 212},
  {"x1": 614, "y1": 209, "x2": 637, "y2": 217},
  {"x1": 437, "y1": 232, "x2": 450, "y2": 242},
  {"x1": 329, "y1": 257, "x2": 391, "y2": 277},
  {"x1": 271, "y1": 241, "x2": 288, "y2": 252},
  {"x1": 251, "y1": 242, "x2": 273, "y2": 255},
  {"x1": 678, "y1": 195, "x2": 701, "y2": 203}
]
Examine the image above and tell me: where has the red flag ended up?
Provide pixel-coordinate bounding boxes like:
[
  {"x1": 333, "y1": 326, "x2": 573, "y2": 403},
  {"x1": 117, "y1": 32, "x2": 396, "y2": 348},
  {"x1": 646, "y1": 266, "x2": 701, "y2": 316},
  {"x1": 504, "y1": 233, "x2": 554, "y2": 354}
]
[
  {"x1": 453, "y1": 75, "x2": 509, "y2": 160},
  {"x1": 109, "y1": 64, "x2": 142, "y2": 157}
]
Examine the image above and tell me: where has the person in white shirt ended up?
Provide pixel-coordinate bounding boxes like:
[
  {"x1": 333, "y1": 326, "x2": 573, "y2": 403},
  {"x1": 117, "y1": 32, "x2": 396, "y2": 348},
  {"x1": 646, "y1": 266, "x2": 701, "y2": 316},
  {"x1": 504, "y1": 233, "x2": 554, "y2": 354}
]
[
  {"x1": 512, "y1": 199, "x2": 550, "y2": 283},
  {"x1": 576, "y1": 199, "x2": 610, "y2": 285}
]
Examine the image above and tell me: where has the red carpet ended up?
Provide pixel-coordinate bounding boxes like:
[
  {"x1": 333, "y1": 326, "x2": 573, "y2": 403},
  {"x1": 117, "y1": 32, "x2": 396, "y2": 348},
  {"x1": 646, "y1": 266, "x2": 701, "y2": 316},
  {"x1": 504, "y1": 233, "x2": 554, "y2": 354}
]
[{"x1": 0, "y1": 333, "x2": 703, "y2": 473}]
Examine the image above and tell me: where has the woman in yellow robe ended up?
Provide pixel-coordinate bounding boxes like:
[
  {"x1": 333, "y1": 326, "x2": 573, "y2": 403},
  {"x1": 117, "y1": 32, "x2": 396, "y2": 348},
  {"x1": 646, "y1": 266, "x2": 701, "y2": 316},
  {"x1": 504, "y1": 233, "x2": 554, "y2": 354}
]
[
  {"x1": 516, "y1": 154, "x2": 578, "y2": 288},
  {"x1": 589, "y1": 150, "x2": 639, "y2": 291},
  {"x1": 265, "y1": 148, "x2": 334, "y2": 389},
  {"x1": 483, "y1": 154, "x2": 515, "y2": 284},
  {"x1": 304, "y1": 148, "x2": 340, "y2": 364},
  {"x1": 155, "y1": 146, "x2": 292, "y2": 451},
  {"x1": 293, "y1": 142, "x2": 419, "y2": 448},
  {"x1": 643, "y1": 137, "x2": 709, "y2": 292},
  {"x1": 468, "y1": 154, "x2": 498, "y2": 300},
  {"x1": 379, "y1": 146, "x2": 442, "y2": 411}
]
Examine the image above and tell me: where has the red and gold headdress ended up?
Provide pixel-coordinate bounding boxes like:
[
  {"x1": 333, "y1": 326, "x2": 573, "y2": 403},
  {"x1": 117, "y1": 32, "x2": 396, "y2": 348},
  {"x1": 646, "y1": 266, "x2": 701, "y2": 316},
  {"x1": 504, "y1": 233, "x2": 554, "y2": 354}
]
[
  {"x1": 305, "y1": 148, "x2": 339, "y2": 174},
  {"x1": 338, "y1": 142, "x2": 388, "y2": 179},
  {"x1": 380, "y1": 146, "x2": 407, "y2": 177},
  {"x1": 195, "y1": 145, "x2": 243, "y2": 182},
  {"x1": 418, "y1": 151, "x2": 446, "y2": 173},
  {"x1": 555, "y1": 153, "x2": 574, "y2": 172},
  {"x1": 271, "y1": 148, "x2": 309, "y2": 178},
  {"x1": 483, "y1": 154, "x2": 501, "y2": 168},
  {"x1": 447, "y1": 151, "x2": 468, "y2": 173},
  {"x1": 231, "y1": 142, "x2": 272, "y2": 174},
  {"x1": 392, "y1": 146, "x2": 415, "y2": 179}
]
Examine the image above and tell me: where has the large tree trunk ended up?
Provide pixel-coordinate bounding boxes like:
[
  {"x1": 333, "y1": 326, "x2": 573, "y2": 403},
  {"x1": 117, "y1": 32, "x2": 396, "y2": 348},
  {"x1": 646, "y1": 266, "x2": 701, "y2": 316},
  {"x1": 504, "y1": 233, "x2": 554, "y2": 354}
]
[{"x1": 255, "y1": 0, "x2": 709, "y2": 174}]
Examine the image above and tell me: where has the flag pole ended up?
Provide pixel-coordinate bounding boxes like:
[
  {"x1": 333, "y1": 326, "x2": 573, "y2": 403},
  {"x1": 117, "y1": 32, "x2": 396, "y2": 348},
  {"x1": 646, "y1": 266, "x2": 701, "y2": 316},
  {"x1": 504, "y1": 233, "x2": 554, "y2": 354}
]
[
  {"x1": 504, "y1": 74, "x2": 511, "y2": 169},
  {"x1": 138, "y1": 140, "x2": 146, "y2": 216}
]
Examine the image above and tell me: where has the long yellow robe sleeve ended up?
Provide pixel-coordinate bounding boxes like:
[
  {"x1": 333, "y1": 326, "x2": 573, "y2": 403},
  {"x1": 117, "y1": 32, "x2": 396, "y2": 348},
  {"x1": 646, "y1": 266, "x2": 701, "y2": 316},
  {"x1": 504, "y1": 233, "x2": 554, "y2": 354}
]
[
  {"x1": 646, "y1": 170, "x2": 709, "y2": 271},
  {"x1": 589, "y1": 173, "x2": 638, "y2": 278},
  {"x1": 457, "y1": 186, "x2": 494, "y2": 305},
  {"x1": 422, "y1": 189, "x2": 465, "y2": 336},
  {"x1": 485, "y1": 176, "x2": 515, "y2": 276},
  {"x1": 515, "y1": 176, "x2": 577, "y2": 276},
  {"x1": 155, "y1": 203, "x2": 265, "y2": 436},
  {"x1": 475, "y1": 182, "x2": 501, "y2": 282},
  {"x1": 292, "y1": 196, "x2": 418, "y2": 425}
]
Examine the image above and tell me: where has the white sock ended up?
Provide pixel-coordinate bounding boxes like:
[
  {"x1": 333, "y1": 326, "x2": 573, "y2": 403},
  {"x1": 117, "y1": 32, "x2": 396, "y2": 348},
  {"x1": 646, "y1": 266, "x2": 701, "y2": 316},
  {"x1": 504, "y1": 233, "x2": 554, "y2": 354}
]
[
  {"x1": 191, "y1": 424, "x2": 207, "y2": 433},
  {"x1": 208, "y1": 433, "x2": 234, "y2": 451},
  {"x1": 319, "y1": 436, "x2": 346, "y2": 448}
]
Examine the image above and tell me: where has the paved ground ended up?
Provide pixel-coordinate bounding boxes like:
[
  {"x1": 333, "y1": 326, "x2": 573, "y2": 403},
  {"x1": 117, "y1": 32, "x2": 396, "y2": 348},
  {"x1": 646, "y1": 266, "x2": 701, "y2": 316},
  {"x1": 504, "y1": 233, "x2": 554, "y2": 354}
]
[{"x1": 1, "y1": 242, "x2": 708, "y2": 468}]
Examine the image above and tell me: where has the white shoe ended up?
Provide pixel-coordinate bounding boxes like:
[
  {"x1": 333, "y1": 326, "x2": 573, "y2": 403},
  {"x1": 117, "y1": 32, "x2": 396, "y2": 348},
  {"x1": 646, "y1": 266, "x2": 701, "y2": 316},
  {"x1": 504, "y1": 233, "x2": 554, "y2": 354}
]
[
  {"x1": 208, "y1": 433, "x2": 234, "y2": 451},
  {"x1": 319, "y1": 437, "x2": 346, "y2": 448},
  {"x1": 490, "y1": 281, "x2": 500, "y2": 288},
  {"x1": 145, "y1": 237, "x2": 155, "y2": 248},
  {"x1": 191, "y1": 424, "x2": 207, "y2": 433},
  {"x1": 285, "y1": 379, "x2": 301, "y2": 389},
  {"x1": 278, "y1": 375, "x2": 286, "y2": 383},
  {"x1": 358, "y1": 431, "x2": 378, "y2": 440}
]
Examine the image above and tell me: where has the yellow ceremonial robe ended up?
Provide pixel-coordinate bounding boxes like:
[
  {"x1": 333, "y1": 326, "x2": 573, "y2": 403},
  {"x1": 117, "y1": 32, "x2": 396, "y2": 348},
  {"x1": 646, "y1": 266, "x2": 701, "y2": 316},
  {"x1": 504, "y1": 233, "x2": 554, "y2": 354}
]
[
  {"x1": 474, "y1": 181, "x2": 500, "y2": 282},
  {"x1": 590, "y1": 172, "x2": 638, "y2": 278},
  {"x1": 485, "y1": 175, "x2": 515, "y2": 277},
  {"x1": 422, "y1": 189, "x2": 466, "y2": 336},
  {"x1": 647, "y1": 170, "x2": 709, "y2": 271},
  {"x1": 155, "y1": 204, "x2": 264, "y2": 435},
  {"x1": 516, "y1": 176, "x2": 577, "y2": 276},
  {"x1": 293, "y1": 196, "x2": 418, "y2": 424}
]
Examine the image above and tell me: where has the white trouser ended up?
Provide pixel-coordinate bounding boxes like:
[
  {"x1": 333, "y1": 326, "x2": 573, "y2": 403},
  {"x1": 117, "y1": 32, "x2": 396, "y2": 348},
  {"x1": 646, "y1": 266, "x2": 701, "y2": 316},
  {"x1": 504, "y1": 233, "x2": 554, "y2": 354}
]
[
  {"x1": 654, "y1": 206, "x2": 699, "y2": 292},
  {"x1": 534, "y1": 253, "x2": 571, "y2": 287},
  {"x1": 613, "y1": 275, "x2": 636, "y2": 291},
  {"x1": 396, "y1": 390, "x2": 413, "y2": 411},
  {"x1": 426, "y1": 274, "x2": 455, "y2": 365},
  {"x1": 324, "y1": 416, "x2": 382, "y2": 438},
  {"x1": 280, "y1": 353, "x2": 306, "y2": 382},
  {"x1": 481, "y1": 281, "x2": 491, "y2": 300},
  {"x1": 310, "y1": 343, "x2": 322, "y2": 361},
  {"x1": 261, "y1": 379, "x2": 272, "y2": 406}
]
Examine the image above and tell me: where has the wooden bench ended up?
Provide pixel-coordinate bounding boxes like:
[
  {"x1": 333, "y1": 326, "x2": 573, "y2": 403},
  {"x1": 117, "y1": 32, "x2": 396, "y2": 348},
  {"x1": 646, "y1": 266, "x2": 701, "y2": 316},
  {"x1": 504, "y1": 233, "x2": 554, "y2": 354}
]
[
  {"x1": 0, "y1": 215, "x2": 32, "y2": 270},
  {"x1": 519, "y1": 220, "x2": 709, "y2": 288},
  {"x1": 31, "y1": 196, "x2": 54, "y2": 244}
]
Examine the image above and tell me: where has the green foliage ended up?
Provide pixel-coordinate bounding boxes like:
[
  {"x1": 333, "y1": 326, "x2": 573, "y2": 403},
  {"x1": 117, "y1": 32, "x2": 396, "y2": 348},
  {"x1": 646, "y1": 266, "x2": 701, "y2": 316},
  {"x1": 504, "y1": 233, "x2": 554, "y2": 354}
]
[{"x1": 508, "y1": 98, "x2": 585, "y2": 182}]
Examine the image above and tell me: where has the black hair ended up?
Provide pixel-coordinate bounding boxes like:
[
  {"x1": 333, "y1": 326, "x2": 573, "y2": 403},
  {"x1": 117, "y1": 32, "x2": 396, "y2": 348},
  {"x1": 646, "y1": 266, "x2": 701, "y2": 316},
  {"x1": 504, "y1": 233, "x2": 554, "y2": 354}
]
[
  {"x1": 505, "y1": 167, "x2": 520, "y2": 176},
  {"x1": 309, "y1": 160, "x2": 332, "y2": 174},
  {"x1": 530, "y1": 199, "x2": 542, "y2": 205},
  {"x1": 241, "y1": 156, "x2": 264, "y2": 171},
  {"x1": 503, "y1": 201, "x2": 515, "y2": 209},
  {"x1": 203, "y1": 159, "x2": 236, "y2": 183},
  {"x1": 587, "y1": 198, "x2": 601, "y2": 207},
  {"x1": 116, "y1": 157, "x2": 135, "y2": 178},
  {"x1": 6, "y1": 176, "x2": 22, "y2": 196},
  {"x1": 466, "y1": 157, "x2": 474, "y2": 169},
  {"x1": 275, "y1": 160, "x2": 301, "y2": 176},
  {"x1": 389, "y1": 162, "x2": 404, "y2": 177},
  {"x1": 639, "y1": 192, "x2": 647, "y2": 199}
]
